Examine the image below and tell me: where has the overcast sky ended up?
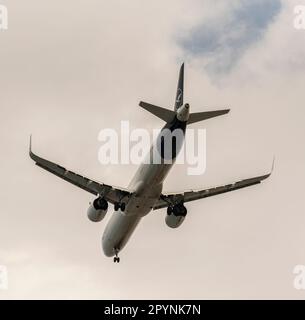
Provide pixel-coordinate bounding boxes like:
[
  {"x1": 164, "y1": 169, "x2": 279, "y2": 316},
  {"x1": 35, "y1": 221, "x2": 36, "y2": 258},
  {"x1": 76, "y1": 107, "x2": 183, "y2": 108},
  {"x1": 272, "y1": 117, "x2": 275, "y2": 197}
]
[{"x1": 1, "y1": 0, "x2": 305, "y2": 299}]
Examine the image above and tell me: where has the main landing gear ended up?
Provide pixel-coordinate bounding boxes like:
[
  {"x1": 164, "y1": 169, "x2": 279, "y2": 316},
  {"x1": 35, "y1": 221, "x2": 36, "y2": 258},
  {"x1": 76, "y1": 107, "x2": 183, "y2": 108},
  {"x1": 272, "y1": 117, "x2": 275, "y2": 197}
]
[
  {"x1": 113, "y1": 249, "x2": 120, "y2": 263},
  {"x1": 114, "y1": 202, "x2": 126, "y2": 212}
]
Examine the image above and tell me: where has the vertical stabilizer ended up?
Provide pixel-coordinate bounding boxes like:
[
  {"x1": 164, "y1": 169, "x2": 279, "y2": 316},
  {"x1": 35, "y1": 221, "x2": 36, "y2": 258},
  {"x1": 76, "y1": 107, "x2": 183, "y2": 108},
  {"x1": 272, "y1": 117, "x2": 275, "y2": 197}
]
[{"x1": 174, "y1": 63, "x2": 184, "y2": 111}]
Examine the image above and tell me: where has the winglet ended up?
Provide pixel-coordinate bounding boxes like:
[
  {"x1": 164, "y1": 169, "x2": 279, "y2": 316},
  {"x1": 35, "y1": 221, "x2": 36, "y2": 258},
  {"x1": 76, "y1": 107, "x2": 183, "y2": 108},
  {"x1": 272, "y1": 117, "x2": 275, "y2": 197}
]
[
  {"x1": 29, "y1": 135, "x2": 35, "y2": 160},
  {"x1": 29, "y1": 135, "x2": 32, "y2": 154},
  {"x1": 262, "y1": 157, "x2": 275, "y2": 181},
  {"x1": 271, "y1": 156, "x2": 275, "y2": 174}
]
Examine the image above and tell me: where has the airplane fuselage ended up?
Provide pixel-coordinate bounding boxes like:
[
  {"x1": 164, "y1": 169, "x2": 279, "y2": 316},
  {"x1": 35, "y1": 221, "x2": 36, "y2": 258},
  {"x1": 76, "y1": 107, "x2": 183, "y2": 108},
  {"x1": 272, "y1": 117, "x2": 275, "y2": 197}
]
[{"x1": 102, "y1": 115, "x2": 187, "y2": 257}]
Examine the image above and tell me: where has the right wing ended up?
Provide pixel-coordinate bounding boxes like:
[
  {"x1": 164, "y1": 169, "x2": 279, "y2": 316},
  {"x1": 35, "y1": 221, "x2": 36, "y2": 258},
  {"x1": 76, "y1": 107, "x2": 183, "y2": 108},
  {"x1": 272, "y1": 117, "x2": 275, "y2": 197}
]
[
  {"x1": 29, "y1": 138, "x2": 132, "y2": 204},
  {"x1": 153, "y1": 170, "x2": 272, "y2": 210}
]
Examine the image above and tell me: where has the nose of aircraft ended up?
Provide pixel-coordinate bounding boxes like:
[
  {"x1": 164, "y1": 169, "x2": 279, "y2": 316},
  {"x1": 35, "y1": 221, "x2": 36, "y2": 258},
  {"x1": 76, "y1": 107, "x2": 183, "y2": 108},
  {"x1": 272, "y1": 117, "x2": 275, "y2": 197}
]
[
  {"x1": 176, "y1": 103, "x2": 190, "y2": 122},
  {"x1": 102, "y1": 235, "x2": 116, "y2": 257}
]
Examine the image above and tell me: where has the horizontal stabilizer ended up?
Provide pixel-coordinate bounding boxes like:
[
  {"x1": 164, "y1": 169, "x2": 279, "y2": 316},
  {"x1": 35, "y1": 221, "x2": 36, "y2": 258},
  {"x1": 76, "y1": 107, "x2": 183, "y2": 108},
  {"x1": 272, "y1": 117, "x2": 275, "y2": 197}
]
[
  {"x1": 187, "y1": 109, "x2": 230, "y2": 124},
  {"x1": 139, "y1": 101, "x2": 176, "y2": 123}
]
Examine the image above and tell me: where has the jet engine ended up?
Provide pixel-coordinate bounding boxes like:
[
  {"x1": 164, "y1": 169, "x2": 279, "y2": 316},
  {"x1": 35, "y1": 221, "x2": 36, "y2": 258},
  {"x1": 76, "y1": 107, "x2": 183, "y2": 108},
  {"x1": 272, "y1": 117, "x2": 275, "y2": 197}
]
[
  {"x1": 165, "y1": 204, "x2": 187, "y2": 228},
  {"x1": 87, "y1": 197, "x2": 108, "y2": 222}
]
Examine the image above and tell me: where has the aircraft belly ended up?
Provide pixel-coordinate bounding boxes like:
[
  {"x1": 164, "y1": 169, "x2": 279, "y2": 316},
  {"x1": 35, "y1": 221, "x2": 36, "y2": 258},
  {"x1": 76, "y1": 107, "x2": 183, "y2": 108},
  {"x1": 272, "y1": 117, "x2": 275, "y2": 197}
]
[
  {"x1": 130, "y1": 163, "x2": 173, "y2": 189},
  {"x1": 102, "y1": 211, "x2": 142, "y2": 257},
  {"x1": 102, "y1": 184, "x2": 162, "y2": 257}
]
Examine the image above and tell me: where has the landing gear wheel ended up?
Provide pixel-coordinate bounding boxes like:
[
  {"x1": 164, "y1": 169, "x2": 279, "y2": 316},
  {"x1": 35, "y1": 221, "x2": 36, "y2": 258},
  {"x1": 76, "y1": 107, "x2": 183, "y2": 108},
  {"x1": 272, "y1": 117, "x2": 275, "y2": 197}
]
[
  {"x1": 113, "y1": 248, "x2": 120, "y2": 263},
  {"x1": 114, "y1": 202, "x2": 126, "y2": 212},
  {"x1": 113, "y1": 257, "x2": 121, "y2": 263}
]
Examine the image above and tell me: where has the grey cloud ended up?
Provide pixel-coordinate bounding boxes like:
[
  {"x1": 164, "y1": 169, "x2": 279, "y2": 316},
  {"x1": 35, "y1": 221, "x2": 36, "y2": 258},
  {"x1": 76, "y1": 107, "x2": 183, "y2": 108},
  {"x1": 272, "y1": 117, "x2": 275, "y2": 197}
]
[{"x1": 180, "y1": 0, "x2": 282, "y2": 75}]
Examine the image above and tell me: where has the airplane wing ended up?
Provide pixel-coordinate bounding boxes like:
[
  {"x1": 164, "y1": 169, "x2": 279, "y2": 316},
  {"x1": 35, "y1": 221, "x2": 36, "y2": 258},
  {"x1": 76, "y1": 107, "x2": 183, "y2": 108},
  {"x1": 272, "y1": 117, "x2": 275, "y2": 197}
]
[
  {"x1": 153, "y1": 170, "x2": 272, "y2": 210},
  {"x1": 29, "y1": 138, "x2": 132, "y2": 204}
]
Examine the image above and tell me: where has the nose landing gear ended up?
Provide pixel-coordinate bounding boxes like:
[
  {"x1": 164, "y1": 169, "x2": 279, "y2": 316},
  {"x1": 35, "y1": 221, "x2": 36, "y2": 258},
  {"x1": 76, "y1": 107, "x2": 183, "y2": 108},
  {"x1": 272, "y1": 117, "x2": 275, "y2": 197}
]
[
  {"x1": 113, "y1": 248, "x2": 120, "y2": 263},
  {"x1": 114, "y1": 257, "x2": 120, "y2": 263}
]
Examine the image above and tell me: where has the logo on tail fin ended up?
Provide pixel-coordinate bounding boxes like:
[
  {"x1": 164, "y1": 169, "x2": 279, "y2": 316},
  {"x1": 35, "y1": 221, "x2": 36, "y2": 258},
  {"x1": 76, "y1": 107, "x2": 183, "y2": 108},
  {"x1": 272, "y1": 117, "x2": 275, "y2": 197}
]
[{"x1": 176, "y1": 88, "x2": 183, "y2": 104}]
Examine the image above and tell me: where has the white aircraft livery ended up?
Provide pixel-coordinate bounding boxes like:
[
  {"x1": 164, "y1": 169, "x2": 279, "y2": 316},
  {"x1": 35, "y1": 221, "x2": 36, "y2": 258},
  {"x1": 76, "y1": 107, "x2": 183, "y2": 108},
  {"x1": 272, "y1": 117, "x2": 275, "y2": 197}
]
[{"x1": 30, "y1": 63, "x2": 271, "y2": 263}]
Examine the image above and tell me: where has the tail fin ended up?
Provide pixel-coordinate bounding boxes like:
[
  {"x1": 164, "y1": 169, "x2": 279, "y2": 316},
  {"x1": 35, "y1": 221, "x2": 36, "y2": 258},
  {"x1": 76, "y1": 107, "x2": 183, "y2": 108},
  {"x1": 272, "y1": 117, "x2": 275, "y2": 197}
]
[
  {"x1": 174, "y1": 63, "x2": 184, "y2": 111},
  {"x1": 140, "y1": 63, "x2": 230, "y2": 124}
]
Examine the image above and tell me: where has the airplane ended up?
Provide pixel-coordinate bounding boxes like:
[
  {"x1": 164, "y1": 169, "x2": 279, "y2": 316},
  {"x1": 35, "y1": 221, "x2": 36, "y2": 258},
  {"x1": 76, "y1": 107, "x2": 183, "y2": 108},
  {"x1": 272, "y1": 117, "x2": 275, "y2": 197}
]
[{"x1": 30, "y1": 63, "x2": 272, "y2": 263}]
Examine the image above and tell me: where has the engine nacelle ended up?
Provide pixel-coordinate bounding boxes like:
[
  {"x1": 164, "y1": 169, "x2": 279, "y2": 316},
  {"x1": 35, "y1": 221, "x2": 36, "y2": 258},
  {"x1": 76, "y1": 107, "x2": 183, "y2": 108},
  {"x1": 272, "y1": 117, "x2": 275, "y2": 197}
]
[
  {"x1": 87, "y1": 198, "x2": 108, "y2": 222},
  {"x1": 165, "y1": 204, "x2": 187, "y2": 228}
]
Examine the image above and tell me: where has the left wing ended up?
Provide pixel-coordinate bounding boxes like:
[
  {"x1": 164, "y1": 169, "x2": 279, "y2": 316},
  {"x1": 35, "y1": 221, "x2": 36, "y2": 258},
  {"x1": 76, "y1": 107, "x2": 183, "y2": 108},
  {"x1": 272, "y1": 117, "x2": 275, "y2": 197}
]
[
  {"x1": 153, "y1": 171, "x2": 272, "y2": 210},
  {"x1": 29, "y1": 138, "x2": 132, "y2": 204}
]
